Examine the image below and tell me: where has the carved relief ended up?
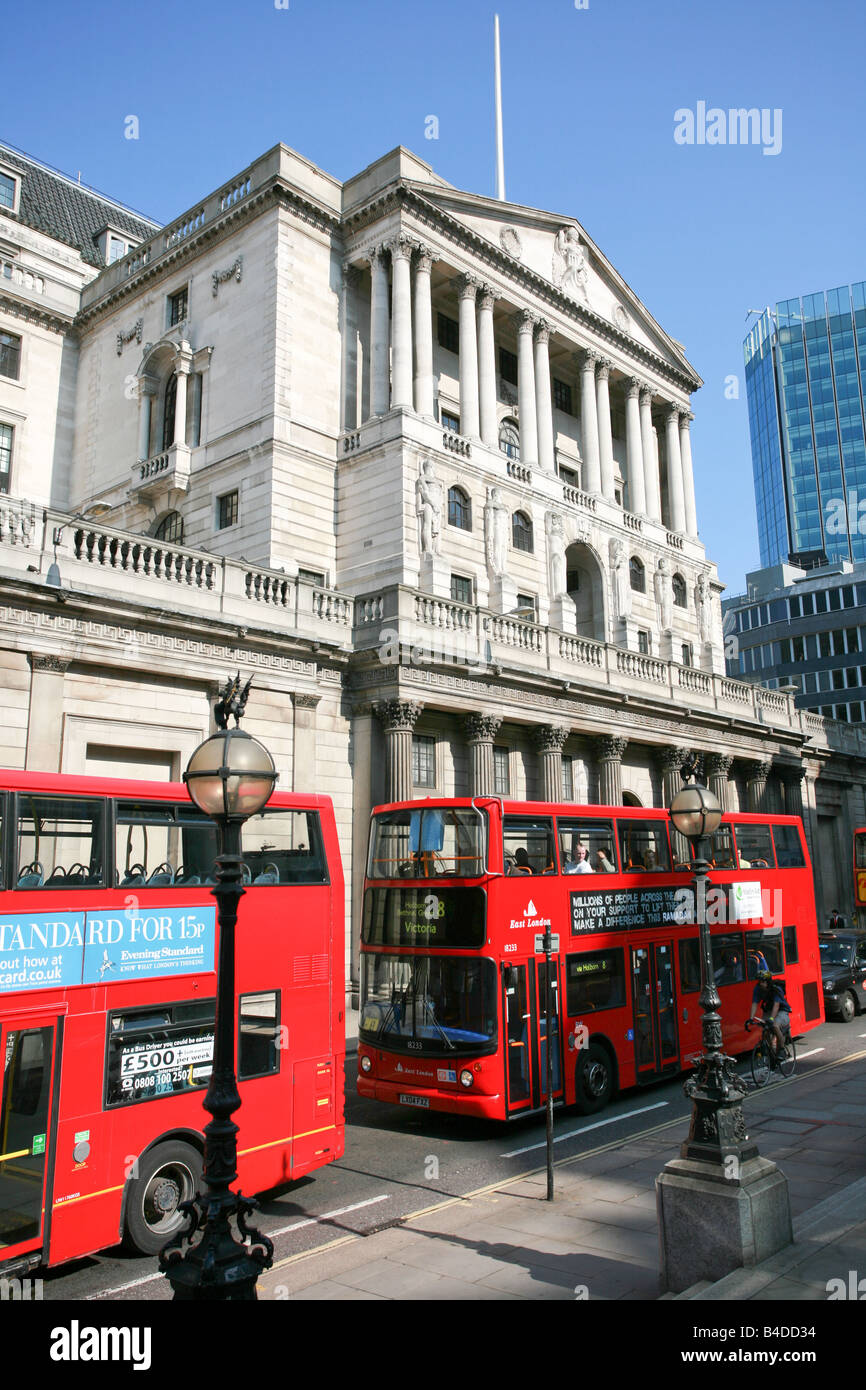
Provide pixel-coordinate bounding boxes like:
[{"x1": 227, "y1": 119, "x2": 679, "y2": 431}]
[
  {"x1": 553, "y1": 226, "x2": 589, "y2": 304},
  {"x1": 545, "y1": 511, "x2": 567, "y2": 599},
  {"x1": 415, "y1": 458, "x2": 443, "y2": 557},
  {"x1": 499, "y1": 227, "x2": 522, "y2": 260},
  {"x1": 484, "y1": 486, "x2": 509, "y2": 578},
  {"x1": 611, "y1": 540, "x2": 631, "y2": 620}
]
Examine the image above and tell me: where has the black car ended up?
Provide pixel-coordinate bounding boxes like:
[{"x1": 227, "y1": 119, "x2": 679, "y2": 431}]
[{"x1": 819, "y1": 931, "x2": 866, "y2": 1022}]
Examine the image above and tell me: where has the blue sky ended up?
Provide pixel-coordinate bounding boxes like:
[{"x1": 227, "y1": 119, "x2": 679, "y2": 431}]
[{"x1": 5, "y1": 0, "x2": 864, "y2": 593}]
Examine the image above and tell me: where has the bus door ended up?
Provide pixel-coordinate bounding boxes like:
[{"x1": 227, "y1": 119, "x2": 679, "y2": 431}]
[
  {"x1": 0, "y1": 1011, "x2": 61, "y2": 1267},
  {"x1": 630, "y1": 943, "x2": 679, "y2": 1081},
  {"x1": 502, "y1": 959, "x2": 564, "y2": 1113},
  {"x1": 502, "y1": 961, "x2": 534, "y2": 1114}
]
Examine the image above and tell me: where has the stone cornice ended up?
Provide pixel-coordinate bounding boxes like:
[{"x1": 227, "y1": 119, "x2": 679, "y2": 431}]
[
  {"x1": 342, "y1": 184, "x2": 702, "y2": 395},
  {"x1": 0, "y1": 293, "x2": 74, "y2": 336}
]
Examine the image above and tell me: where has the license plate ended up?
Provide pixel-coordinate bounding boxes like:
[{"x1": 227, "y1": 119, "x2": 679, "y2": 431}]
[{"x1": 399, "y1": 1094, "x2": 429, "y2": 1108}]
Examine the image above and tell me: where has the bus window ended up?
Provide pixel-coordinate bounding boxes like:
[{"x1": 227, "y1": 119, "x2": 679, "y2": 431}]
[
  {"x1": 557, "y1": 819, "x2": 617, "y2": 875},
  {"x1": 733, "y1": 823, "x2": 775, "y2": 869},
  {"x1": 783, "y1": 924, "x2": 799, "y2": 965},
  {"x1": 565, "y1": 950, "x2": 625, "y2": 1013},
  {"x1": 105, "y1": 998, "x2": 215, "y2": 1107},
  {"x1": 243, "y1": 809, "x2": 327, "y2": 885},
  {"x1": 368, "y1": 808, "x2": 486, "y2": 879},
  {"x1": 712, "y1": 933, "x2": 745, "y2": 986},
  {"x1": 745, "y1": 929, "x2": 783, "y2": 977},
  {"x1": 617, "y1": 820, "x2": 671, "y2": 873},
  {"x1": 116, "y1": 801, "x2": 218, "y2": 887},
  {"x1": 678, "y1": 938, "x2": 701, "y2": 993},
  {"x1": 503, "y1": 817, "x2": 556, "y2": 875},
  {"x1": 239, "y1": 992, "x2": 280, "y2": 1079},
  {"x1": 708, "y1": 826, "x2": 736, "y2": 869},
  {"x1": 773, "y1": 824, "x2": 805, "y2": 868},
  {"x1": 16, "y1": 796, "x2": 105, "y2": 888}
]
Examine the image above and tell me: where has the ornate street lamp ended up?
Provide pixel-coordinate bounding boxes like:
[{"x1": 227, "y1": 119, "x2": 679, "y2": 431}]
[
  {"x1": 668, "y1": 753, "x2": 755, "y2": 1164},
  {"x1": 160, "y1": 675, "x2": 277, "y2": 1300}
]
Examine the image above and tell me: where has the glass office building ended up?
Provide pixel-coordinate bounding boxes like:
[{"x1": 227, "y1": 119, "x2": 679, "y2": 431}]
[{"x1": 744, "y1": 283, "x2": 866, "y2": 570}]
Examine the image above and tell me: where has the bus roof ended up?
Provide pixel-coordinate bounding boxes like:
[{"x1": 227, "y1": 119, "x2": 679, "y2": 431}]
[
  {"x1": 0, "y1": 766, "x2": 333, "y2": 810},
  {"x1": 370, "y1": 796, "x2": 804, "y2": 825}
]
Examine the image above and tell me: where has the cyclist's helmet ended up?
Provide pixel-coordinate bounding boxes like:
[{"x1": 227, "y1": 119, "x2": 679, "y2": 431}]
[{"x1": 757, "y1": 969, "x2": 772, "y2": 982}]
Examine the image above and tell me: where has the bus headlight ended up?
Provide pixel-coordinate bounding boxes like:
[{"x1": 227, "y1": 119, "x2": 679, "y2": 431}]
[
  {"x1": 360, "y1": 1054, "x2": 373, "y2": 1074},
  {"x1": 459, "y1": 1069, "x2": 474, "y2": 1088}
]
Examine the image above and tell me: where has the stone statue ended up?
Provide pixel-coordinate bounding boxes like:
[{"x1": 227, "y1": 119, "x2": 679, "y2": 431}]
[
  {"x1": 654, "y1": 558, "x2": 673, "y2": 633},
  {"x1": 484, "y1": 486, "x2": 508, "y2": 577},
  {"x1": 415, "y1": 457, "x2": 442, "y2": 557},
  {"x1": 553, "y1": 226, "x2": 589, "y2": 303},
  {"x1": 695, "y1": 573, "x2": 713, "y2": 645},
  {"x1": 546, "y1": 511, "x2": 567, "y2": 599},
  {"x1": 612, "y1": 540, "x2": 631, "y2": 620}
]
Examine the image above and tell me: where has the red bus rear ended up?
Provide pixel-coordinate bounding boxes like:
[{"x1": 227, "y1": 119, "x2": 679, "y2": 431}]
[
  {"x1": 854, "y1": 828, "x2": 866, "y2": 926},
  {"x1": 0, "y1": 768, "x2": 344, "y2": 1273},
  {"x1": 357, "y1": 798, "x2": 823, "y2": 1120}
]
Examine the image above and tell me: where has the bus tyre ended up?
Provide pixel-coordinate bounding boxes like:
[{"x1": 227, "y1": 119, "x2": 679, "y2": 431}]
[
  {"x1": 123, "y1": 1140, "x2": 203, "y2": 1255},
  {"x1": 574, "y1": 1042, "x2": 613, "y2": 1114},
  {"x1": 839, "y1": 992, "x2": 857, "y2": 1023}
]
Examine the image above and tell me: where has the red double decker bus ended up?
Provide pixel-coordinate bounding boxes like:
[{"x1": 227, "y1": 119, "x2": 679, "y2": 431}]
[
  {"x1": 357, "y1": 797, "x2": 823, "y2": 1120},
  {"x1": 0, "y1": 768, "x2": 344, "y2": 1274},
  {"x1": 853, "y1": 828, "x2": 866, "y2": 926}
]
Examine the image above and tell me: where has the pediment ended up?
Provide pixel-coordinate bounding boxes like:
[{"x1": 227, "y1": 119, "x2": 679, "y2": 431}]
[{"x1": 407, "y1": 182, "x2": 699, "y2": 383}]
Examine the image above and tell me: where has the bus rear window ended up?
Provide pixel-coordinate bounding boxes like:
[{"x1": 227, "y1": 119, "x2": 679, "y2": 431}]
[
  {"x1": 368, "y1": 808, "x2": 486, "y2": 879},
  {"x1": 773, "y1": 824, "x2": 805, "y2": 868}
]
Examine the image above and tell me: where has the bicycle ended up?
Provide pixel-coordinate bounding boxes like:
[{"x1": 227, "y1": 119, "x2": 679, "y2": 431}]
[{"x1": 747, "y1": 1016, "x2": 796, "y2": 1087}]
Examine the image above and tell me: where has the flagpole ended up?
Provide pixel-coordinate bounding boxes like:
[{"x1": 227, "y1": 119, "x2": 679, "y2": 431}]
[{"x1": 494, "y1": 14, "x2": 506, "y2": 201}]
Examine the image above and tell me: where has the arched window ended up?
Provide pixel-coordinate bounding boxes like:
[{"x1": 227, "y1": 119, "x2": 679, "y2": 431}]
[
  {"x1": 673, "y1": 573, "x2": 687, "y2": 607},
  {"x1": 512, "y1": 510, "x2": 533, "y2": 553},
  {"x1": 629, "y1": 556, "x2": 645, "y2": 593},
  {"x1": 448, "y1": 486, "x2": 472, "y2": 531},
  {"x1": 153, "y1": 511, "x2": 184, "y2": 546},
  {"x1": 161, "y1": 372, "x2": 177, "y2": 452},
  {"x1": 498, "y1": 418, "x2": 520, "y2": 460}
]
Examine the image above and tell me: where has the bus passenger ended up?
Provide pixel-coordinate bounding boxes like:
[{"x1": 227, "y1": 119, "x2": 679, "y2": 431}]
[{"x1": 563, "y1": 845, "x2": 592, "y2": 875}]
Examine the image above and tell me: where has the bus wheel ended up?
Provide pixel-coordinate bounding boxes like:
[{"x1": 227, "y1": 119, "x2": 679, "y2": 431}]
[
  {"x1": 574, "y1": 1043, "x2": 614, "y2": 1114},
  {"x1": 123, "y1": 1141, "x2": 203, "y2": 1255}
]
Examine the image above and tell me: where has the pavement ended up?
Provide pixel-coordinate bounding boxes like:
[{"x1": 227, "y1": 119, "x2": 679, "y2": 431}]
[{"x1": 258, "y1": 1022, "x2": 866, "y2": 1302}]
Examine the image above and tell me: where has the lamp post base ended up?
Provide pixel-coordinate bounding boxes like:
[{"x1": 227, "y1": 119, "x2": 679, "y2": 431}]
[
  {"x1": 160, "y1": 1190, "x2": 274, "y2": 1302},
  {"x1": 656, "y1": 1152, "x2": 792, "y2": 1294}
]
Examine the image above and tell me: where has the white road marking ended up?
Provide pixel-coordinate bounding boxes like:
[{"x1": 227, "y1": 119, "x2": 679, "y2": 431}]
[
  {"x1": 795, "y1": 1048, "x2": 825, "y2": 1059},
  {"x1": 501, "y1": 1101, "x2": 670, "y2": 1158},
  {"x1": 88, "y1": 1194, "x2": 392, "y2": 1299}
]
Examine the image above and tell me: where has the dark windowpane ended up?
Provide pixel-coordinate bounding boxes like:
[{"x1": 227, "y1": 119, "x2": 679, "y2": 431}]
[
  {"x1": 499, "y1": 348, "x2": 517, "y2": 385},
  {"x1": 412, "y1": 735, "x2": 436, "y2": 788},
  {"x1": 512, "y1": 511, "x2": 533, "y2": 552},
  {"x1": 0, "y1": 331, "x2": 21, "y2": 380},
  {"x1": 448, "y1": 487, "x2": 471, "y2": 530},
  {"x1": 154, "y1": 511, "x2": 184, "y2": 545},
  {"x1": 553, "y1": 379, "x2": 573, "y2": 414},
  {"x1": 168, "y1": 287, "x2": 188, "y2": 326},
  {"x1": 450, "y1": 574, "x2": 472, "y2": 604},
  {"x1": 437, "y1": 313, "x2": 459, "y2": 353},
  {"x1": 218, "y1": 491, "x2": 238, "y2": 529},
  {"x1": 565, "y1": 949, "x2": 625, "y2": 1014},
  {"x1": 239, "y1": 992, "x2": 279, "y2": 1078}
]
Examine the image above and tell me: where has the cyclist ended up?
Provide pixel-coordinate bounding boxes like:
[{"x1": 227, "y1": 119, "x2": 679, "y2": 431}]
[{"x1": 745, "y1": 970, "x2": 792, "y2": 1066}]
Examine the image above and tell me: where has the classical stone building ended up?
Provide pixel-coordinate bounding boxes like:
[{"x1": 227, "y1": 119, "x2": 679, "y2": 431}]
[{"x1": 1, "y1": 140, "x2": 864, "y2": 997}]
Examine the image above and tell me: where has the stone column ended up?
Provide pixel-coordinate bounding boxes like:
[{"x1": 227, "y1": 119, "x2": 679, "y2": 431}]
[
  {"x1": 579, "y1": 349, "x2": 601, "y2": 494},
  {"x1": 679, "y1": 410, "x2": 698, "y2": 539},
  {"x1": 704, "y1": 753, "x2": 733, "y2": 813},
  {"x1": 457, "y1": 274, "x2": 480, "y2": 438},
  {"x1": 596, "y1": 358, "x2": 616, "y2": 501},
  {"x1": 413, "y1": 245, "x2": 434, "y2": 417},
  {"x1": 477, "y1": 286, "x2": 498, "y2": 447},
  {"x1": 291, "y1": 693, "x2": 320, "y2": 792},
  {"x1": 534, "y1": 319, "x2": 555, "y2": 472},
  {"x1": 640, "y1": 386, "x2": 661, "y2": 522},
  {"x1": 374, "y1": 699, "x2": 423, "y2": 803},
  {"x1": 341, "y1": 262, "x2": 360, "y2": 431},
  {"x1": 780, "y1": 764, "x2": 805, "y2": 819},
  {"x1": 389, "y1": 236, "x2": 414, "y2": 409},
  {"x1": 665, "y1": 405, "x2": 687, "y2": 534},
  {"x1": 657, "y1": 745, "x2": 691, "y2": 863},
  {"x1": 745, "y1": 759, "x2": 772, "y2": 814},
  {"x1": 515, "y1": 310, "x2": 538, "y2": 468},
  {"x1": 26, "y1": 655, "x2": 69, "y2": 771},
  {"x1": 368, "y1": 246, "x2": 390, "y2": 417},
  {"x1": 625, "y1": 378, "x2": 646, "y2": 515},
  {"x1": 137, "y1": 376, "x2": 157, "y2": 460},
  {"x1": 594, "y1": 735, "x2": 628, "y2": 806},
  {"x1": 532, "y1": 725, "x2": 568, "y2": 802},
  {"x1": 172, "y1": 357, "x2": 190, "y2": 448},
  {"x1": 462, "y1": 713, "x2": 502, "y2": 796}
]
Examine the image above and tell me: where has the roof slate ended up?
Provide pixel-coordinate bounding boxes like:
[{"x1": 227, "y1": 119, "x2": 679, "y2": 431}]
[{"x1": 0, "y1": 145, "x2": 159, "y2": 267}]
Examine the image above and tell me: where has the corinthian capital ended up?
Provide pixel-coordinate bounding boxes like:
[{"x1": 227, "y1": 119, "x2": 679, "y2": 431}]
[
  {"x1": 532, "y1": 724, "x2": 568, "y2": 753},
  {"x1": 594, "y1": 735, "x2": 628, "y2": 763},
  {"x1": 374, "y1": 699, "x2": 423, "y2": 732},
  {"x1": 513, "y1": 307, "x2": 536, "y2": 336},
  {"x1": 534, "y1": 318, "x2": 551, "y2": 345},
  {"x1": 462, "y1": 713, "x2": 502, "y2": 744},
  {"x1": 579, "y1": 346, "x2": 600, "y2": 371},
  {"x1": 454, "y1": 272, "x2": 480, "y2": 300},
  {"x1": 386, "y1": 233, "x2": 415, "y2": 263},
  {"x1": 415, "y1": 244, "x2": 434, "y2": 274}
]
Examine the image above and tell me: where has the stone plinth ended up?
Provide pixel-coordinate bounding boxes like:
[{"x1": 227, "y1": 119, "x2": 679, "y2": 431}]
[
  {"x1": 418, "y1": 553, "x2": 451, "y2": 598},
  {"x1": 656, "y1": 1153, "x2": 793, "y2": 1293}
]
